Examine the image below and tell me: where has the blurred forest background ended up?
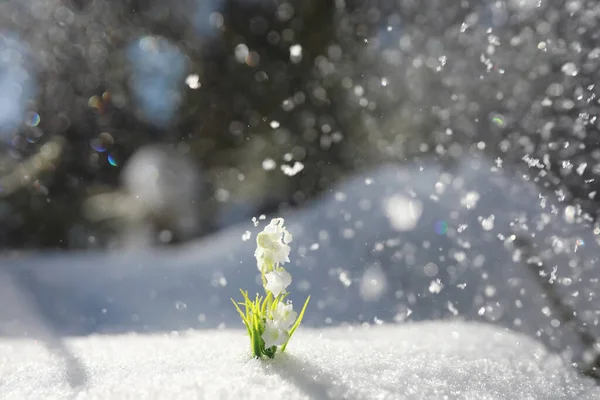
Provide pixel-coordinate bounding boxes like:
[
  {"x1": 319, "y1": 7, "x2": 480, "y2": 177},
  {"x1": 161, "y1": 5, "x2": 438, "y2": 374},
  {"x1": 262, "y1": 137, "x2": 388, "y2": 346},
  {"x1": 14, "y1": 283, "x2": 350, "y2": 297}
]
[
  {"x1": 5, "y1": 0, "x2": 600, "y2": 385},
  {"x1": 0, "y1": 0, "x2": 598, "y2": 250}
]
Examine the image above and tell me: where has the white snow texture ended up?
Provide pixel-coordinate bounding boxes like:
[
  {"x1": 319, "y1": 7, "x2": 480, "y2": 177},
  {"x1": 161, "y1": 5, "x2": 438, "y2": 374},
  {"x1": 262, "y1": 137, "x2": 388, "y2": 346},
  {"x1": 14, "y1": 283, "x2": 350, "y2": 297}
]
[{"x1": 1, "y1": 322, "x2": 598, "y2": 400}]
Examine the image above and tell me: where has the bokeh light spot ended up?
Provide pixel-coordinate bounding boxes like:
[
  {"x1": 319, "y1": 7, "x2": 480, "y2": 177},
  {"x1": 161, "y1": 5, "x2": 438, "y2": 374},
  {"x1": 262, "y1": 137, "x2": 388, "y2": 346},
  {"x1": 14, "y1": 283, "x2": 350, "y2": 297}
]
[
  {"x1": 108, "y1": 154, "x2": 118, "y2": 166},
  {"x1": 25, "y1": 111, "x2": 40, "y2": 127},
  {"x1": 434, "y1": 220, "x2": 448, "y2": 235},
  {"x1": 91, "y1": 132, "x2": 115, "y2": 153}
]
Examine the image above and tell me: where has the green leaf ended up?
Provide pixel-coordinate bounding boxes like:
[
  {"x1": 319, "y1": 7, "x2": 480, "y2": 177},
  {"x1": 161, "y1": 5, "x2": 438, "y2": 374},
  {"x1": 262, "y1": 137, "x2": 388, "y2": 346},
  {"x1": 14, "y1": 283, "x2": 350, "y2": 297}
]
[
  {"x1": 230, "y1": 298, "x2": 249, "y2": 327},
  {"x1": 239, "y1": 290, "x2": 253, "y2": 323},
  {"x1": 250, "y1": 301, "x2": 264, "y2": 358},
  {"x1": 256, "y1": 295, "x2": 262, "y2": 315},
  {"x1": 281, "y1": 295, "x2": 310, "y2": 352}
]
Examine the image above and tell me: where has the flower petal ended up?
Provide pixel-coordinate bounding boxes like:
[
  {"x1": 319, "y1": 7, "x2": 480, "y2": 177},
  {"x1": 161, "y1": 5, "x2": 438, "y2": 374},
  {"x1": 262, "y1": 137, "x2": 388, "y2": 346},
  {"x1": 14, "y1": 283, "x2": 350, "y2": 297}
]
[
  {"x1": 283, "y1": 231, "x2": 293, "y2": 244},
  {"x1": 265, "y1": 272, "x2": 283, "y2": 296},
  {"x1": 272, "y1": 302, "x2": 298, "y2": 330},
  {"x1": 255, "y1": 218, "x2": 291, "y2": 269},
  {"x1": 262, "y1": 321, "x2": 289, "y2": 348}
]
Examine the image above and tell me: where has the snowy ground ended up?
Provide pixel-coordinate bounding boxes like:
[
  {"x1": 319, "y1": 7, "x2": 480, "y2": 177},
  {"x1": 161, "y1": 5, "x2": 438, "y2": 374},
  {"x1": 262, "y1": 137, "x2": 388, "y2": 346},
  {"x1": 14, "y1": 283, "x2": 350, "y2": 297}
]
[{"x1": 1, "y1": 321, "x2": 597, "y2": 400}]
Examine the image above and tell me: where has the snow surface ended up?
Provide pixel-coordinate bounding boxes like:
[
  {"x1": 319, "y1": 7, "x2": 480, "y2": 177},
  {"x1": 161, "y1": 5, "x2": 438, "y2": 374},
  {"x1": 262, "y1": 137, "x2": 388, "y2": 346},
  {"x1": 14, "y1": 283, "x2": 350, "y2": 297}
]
[{"x1": 1, "y1": 321, "x2": 597, "y2": 400}]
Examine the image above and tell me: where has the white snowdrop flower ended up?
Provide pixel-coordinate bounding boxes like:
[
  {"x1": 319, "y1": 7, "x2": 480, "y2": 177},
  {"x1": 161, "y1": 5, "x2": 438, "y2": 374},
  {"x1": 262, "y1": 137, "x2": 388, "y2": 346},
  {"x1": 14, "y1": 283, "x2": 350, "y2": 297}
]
[
  {"x1": 262, "y1": 320, "x2": 289, "y2": 349},
  {"x1": 233, "y1": 215, "x2": 309, "y2": 358},
  {"x1": 271, "y1": 302, "x2": 297, "y2": 330},
  {"x1": 254, "y1": 218, "x2": 293, "y2": 270},
  {"x1": 264, "y1": 269, "x2": 292, "y2": 297}
]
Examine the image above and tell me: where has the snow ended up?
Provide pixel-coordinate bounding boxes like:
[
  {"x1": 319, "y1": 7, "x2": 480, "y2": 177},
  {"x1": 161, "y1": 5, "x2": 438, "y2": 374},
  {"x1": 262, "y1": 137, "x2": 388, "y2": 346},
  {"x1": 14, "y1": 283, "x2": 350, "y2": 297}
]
[
  {"x1": 281, "y1": 161, "x2": 304, "y2": 176},
  {"x1": 1, "y1": 321, "x2": 597, "y2": 400}
]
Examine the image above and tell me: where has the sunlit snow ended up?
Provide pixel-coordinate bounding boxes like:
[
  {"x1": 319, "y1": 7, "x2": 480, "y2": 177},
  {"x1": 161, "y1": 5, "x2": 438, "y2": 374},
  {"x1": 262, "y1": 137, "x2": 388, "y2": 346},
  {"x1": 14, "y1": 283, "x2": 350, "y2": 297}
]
[{"x1": 1, "y1": 322, "x2": 597, "y2": 399}]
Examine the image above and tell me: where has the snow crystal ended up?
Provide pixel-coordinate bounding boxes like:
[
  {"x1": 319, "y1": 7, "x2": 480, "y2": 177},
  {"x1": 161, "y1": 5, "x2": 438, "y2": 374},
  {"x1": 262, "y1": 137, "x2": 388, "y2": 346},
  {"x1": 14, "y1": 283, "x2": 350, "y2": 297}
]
[
  {"x1": 262, "y1": 158, "x2": 276, "y2": 171},
  {"x1": 338, "y1": 271, "x2": 352, "y2": 287},
  {"x1": 281, "y1": 162, "x2": 304, "y2": 176},
  {"x1": 429, "y1": 279, "x2": 443, "y2": 294},
  {"x1": 454, "y1": 251, "x2": 467, "y2": 263},
  {"x1": 461, "y1": 191, "x2": 480, "y2": 209},
  {"x1": 447, "y1": 301, "x2": 459, "y2": 316},
  {"x1": 479, "y1": 214, "x2": 495, "y2": 231},
  {"x1": 565, "y1": 206, "x2": 577, "y2": 223},
  {"x1": 561, "y1": 62, "x2": 578, "y2": 76},
  {"x1": 289, "y1": 44, "x2": 302, "y2": 63},
  {"x1": 184, "y1": 74, "x2": 200, "y2": 89}
]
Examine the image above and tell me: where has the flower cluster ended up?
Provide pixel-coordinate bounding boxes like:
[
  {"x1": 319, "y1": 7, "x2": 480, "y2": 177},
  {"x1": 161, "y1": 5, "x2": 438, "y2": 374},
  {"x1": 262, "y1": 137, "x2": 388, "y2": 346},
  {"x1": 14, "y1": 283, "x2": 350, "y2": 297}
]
[{"x1": 232, "y1": 218, "x2": 310, "y2": 358}]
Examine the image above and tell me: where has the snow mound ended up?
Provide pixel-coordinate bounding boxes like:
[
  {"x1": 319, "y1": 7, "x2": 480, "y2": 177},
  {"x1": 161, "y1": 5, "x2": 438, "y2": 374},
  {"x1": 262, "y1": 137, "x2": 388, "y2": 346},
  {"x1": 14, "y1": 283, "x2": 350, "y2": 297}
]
[{"x1": 1, "y1": 321, "x2": 597, "y2": 400}]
